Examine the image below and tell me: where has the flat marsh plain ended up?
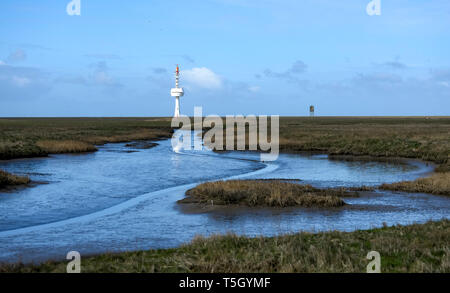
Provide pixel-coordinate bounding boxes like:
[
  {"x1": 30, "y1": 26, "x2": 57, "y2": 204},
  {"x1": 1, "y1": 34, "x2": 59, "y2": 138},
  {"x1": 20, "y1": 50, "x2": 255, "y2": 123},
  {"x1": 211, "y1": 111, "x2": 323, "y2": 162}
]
[
  {"x1": 1, "y1": 116, "x2": 448, "y2": 166},
  {"x1": 0, "y1": 116, "x2": 449, "y2": 272}
]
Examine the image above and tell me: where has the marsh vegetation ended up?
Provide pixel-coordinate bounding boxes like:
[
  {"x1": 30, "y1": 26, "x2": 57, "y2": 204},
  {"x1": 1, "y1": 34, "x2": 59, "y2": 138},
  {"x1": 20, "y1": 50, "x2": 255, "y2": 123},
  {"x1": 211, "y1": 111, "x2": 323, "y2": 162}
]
[
  {"x1": 204, "y1": 117, "x2": 449, "y2": 170},
  {"x1": 3, "y1": 220, "x2": 448, "y2": 273},
  {"x1": 179, "y1": 180, "x2": 359, "y2": 207},
  {"x1": 0, "y1": 170, "x2": 30, "y2": 189},
  {"x1": 1, "y1": 117, "x2": 449, "y2": 191},
  {"x1": 277, "y1": 117, "x2": 449, "y2": 171},
  {"x1": 380, "y1": 172, "x2": 450, "y2": 196},
  {"x1": 0, "y1": 117, "x2": 173, "y2": 160},
  {"x1": 0, "y1": 117, "x2": 448, "y2": 272},
  {"x1": 203, "y1": 116, "x2": 450, "y2": 195}
]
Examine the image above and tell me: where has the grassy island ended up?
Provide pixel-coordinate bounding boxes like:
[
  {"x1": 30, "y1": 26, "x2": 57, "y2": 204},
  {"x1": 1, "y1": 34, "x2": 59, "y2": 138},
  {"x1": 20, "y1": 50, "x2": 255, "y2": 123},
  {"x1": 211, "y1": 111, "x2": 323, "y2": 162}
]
[{"x1": 179, "y1": 180, "x2": 360, "y2": 207}]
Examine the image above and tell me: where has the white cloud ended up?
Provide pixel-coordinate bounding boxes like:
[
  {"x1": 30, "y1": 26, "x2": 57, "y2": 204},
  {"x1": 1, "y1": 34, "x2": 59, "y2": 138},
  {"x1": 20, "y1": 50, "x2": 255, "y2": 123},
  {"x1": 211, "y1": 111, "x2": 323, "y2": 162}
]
[
  {"x1": 0, "y1": 64, "x2": 51, "y2": 100},
  {"x1": 0, "y1": 64, "x2": 42, "y2": 88},
  {"x1": 181, "y1": 67, "x2": 222, "y2": 89},
  {"x1": 12, "y1": 76, "x2": 31, "y2": 87},
  {"x1": 248, "y1": 85, "x2": 260, "y2": 92}
]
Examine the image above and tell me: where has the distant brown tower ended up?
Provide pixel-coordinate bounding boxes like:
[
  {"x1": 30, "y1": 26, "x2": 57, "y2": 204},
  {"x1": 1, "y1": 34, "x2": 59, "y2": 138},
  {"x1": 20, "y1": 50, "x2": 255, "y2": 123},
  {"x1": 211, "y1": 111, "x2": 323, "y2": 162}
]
[{"x1": 310, "y1": 105, "x2": 315, "y2": 117}]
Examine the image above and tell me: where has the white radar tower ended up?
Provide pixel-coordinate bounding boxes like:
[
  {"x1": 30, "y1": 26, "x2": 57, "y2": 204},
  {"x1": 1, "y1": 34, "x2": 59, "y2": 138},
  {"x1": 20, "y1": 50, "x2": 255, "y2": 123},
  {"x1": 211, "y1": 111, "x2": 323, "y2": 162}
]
[{"x1": 170, "y1": 65, "x2": 184, "y2": 118}]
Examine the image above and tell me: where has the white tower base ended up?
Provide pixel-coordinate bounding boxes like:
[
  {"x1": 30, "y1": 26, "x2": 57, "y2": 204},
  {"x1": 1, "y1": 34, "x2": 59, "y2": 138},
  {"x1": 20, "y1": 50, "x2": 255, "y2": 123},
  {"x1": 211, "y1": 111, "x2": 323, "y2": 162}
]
[{"x1": 174, "y1": 97, "x2": 180, "y2": 118}]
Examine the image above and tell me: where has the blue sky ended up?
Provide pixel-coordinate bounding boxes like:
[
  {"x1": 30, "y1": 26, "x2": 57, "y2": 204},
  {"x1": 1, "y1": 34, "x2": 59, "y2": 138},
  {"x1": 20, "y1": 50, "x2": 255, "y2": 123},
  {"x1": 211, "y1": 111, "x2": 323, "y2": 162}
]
[{"x1": 0, "y1": 0, "x2": 449, "y2": 116}]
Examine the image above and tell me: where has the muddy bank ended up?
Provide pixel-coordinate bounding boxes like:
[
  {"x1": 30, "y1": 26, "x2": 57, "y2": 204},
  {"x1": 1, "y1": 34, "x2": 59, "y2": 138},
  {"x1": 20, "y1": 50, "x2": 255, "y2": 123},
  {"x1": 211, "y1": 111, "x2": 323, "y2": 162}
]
[{"x1": 125, "y1": 141, "x2": 159, "y2": 149}]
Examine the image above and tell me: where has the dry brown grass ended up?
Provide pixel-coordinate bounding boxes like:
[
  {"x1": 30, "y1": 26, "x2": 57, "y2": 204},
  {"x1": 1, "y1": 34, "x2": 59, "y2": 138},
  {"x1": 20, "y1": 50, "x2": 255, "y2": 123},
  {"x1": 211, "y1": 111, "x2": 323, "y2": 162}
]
[
  {"x1": 277, "y1": 117, "x2": 449, "y2": 164},
  {"x1": 179, "y1": 180, "x2": 359, "y2": 207},
  {"x1": 0, "y1": 170, "x2": 30, "y2": 188},
  {"x1": 3, "y1": 220, "x2": 448, "y2": 273},
  {"x1": 380, "y1": 172, "x2": 450, "y2": 196},
  {"x1": 36, "y1": 140, "x2": 97, "y2": 154},
  {"x1": 82, "y1": 129, "x2": 172, "y2": 145}
]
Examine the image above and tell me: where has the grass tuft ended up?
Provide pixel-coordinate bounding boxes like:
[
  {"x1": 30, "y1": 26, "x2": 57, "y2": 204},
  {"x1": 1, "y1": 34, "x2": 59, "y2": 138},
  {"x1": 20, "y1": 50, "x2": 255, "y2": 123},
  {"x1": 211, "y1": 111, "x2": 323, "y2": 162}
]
[
  {"x1": 36, "y1": 140, "x2": 97, "y2": 154},
  {"x1": 0, "y1": 170, "x2": 30, "y2": 188}
]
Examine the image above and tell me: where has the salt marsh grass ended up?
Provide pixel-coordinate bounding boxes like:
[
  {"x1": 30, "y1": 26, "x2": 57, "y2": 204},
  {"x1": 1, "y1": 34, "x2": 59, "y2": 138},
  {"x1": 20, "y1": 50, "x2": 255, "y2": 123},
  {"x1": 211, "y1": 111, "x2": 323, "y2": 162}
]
[
  {"x1": 3, "y1": 220, "x2": 448, "y2": 273},
  {"x1": 179, "y1": 180, "x2": 359, "y2": 207}
]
